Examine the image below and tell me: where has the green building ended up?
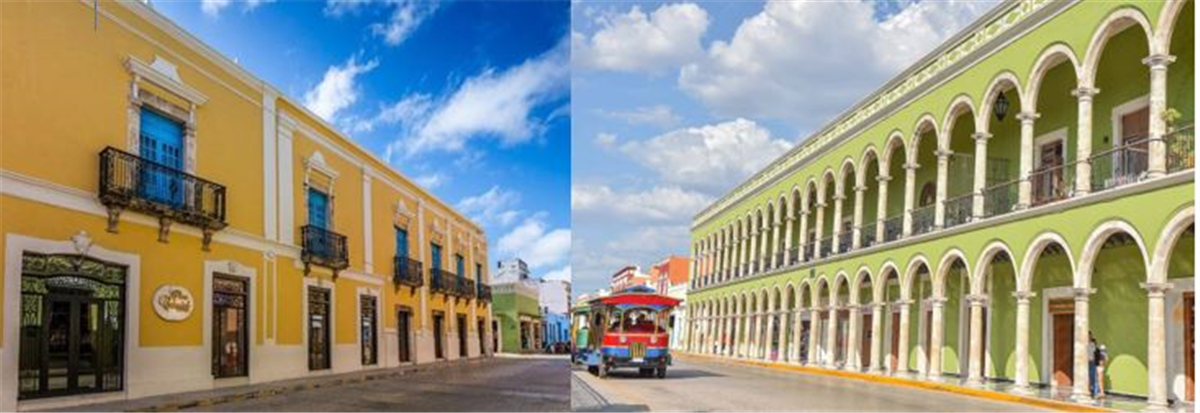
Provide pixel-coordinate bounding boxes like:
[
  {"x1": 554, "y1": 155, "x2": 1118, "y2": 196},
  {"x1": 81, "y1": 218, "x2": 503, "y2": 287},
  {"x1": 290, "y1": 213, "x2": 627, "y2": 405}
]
[
  {"x1": 493, "y1": 281, "x2": 544, "y2": 353},
  {"x1": 684, "y1": 0, "x2": 1194, "y2": 409}
]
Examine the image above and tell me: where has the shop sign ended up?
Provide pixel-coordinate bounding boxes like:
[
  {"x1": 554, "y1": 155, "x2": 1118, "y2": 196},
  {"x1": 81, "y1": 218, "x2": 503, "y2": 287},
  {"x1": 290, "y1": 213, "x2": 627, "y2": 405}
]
[{"x1": 153, "y1": 284, "x2": 194, "y2": 321}]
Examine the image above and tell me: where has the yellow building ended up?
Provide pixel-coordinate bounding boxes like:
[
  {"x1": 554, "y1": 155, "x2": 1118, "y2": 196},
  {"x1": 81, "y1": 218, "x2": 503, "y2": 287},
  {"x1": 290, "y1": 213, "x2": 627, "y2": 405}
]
[{"x1": 0, "y1": 1, "x2": 493, "y2": 410}]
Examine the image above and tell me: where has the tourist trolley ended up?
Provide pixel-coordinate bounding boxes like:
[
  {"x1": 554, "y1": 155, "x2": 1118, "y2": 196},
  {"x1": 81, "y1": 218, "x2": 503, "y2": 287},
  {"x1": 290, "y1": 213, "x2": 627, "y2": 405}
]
[{"x1": 577, "y1": 286, "x2": 680, "y2": 378}]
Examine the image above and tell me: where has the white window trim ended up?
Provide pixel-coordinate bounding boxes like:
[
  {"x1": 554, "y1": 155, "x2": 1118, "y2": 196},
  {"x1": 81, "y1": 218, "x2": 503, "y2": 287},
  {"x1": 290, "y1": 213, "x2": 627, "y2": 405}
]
[
  {"x1": 1110, "y1": 94, "x2": 1150, "y2": 147},
  {"x1": 1034, "y1": 127, "x2": 1069, "y2": 169}
]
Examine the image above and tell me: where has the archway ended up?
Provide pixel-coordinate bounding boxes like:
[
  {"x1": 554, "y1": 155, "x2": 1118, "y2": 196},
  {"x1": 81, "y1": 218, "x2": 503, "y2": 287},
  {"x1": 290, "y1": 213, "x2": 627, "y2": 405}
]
[
  {"x1": 1087, "y1": 11, "x2": 1153, "y2": 192},
  {"x1": 978, "y1": 245, "x2": 1019, "y2": 382},
  {"x1": 1082, "y1": 224, "x2": 1150, "y2": 397}
]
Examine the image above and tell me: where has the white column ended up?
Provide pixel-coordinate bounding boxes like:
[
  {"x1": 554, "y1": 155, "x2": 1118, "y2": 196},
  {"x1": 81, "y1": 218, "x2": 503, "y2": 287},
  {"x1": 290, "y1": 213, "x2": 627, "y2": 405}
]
[
  {"x1": 1144, "y1": 54, "x2": 1174, "y2": 178},
  {"x1": 798, "y1": 209, "x2": 810, "y2": 262},
  {"x1": 902, "y1": 163, "x2": 917, "y2": 236},
  {"x1": 847, "y1": 304, "x2": 862, "y2": 370},
  {"x1": 972, "y1": 132, "x2": 991, "y2": 219},
  {"x1": 1073, "y1": 87, "x2": 1099, "y2": 196},
  {"x1": 814, "y1": 203, "x2": 826, "y2": 259},
  {"x1": 1071, "y1": 288, "x2": 1094, "y2": 402},
  {"x1": 784, "y1": 216, "x2": 796, "y2": 265},
  {"x1": 927, "y1": 297, "x2": 946, "y2": 380},
  {"x1": 1143, "y1": 282, "x2": 1172, "y2": 409},
  {"x1": 724, "y1": 313, "x2": 734, "y2": 357},
  {"x1": 852, "y1": 186, "x2": 865, "y2": 249},
  {"x1": 896, "y1": 300, "x2": 912, "y2": 375},
  {"x1": 876, "y1": 175, "x2": 890, "y2": 241},
  {"x1": 935, "y1": 150, "x2": 950, "y2": 228},
  {"x1": 749, "y1": 229, "x2": 760, "y2": 274},
  {"x1": 807, "y1": 308, "x2": 822, "y2": 364},
  {"x1": 1017, "y1": 112, "x2": 1039, "y2": 208},
  {"x1": 825, "y1": 305, "x2": 839, "y2": 368},
  {"x1": 1012, "y1": 291, "x2": 1036, "y2": 394},
  {"x1": 791, "y1": 308, "x2": 805, "y2": 363},
  {"x1": 869, "y1": 302, "x2": 885, "y2": 373},
  {"x1": 832, "y1": 194, "x2": 845, "y2": 254},
  {"x1": 966, "y1": 294, "x2": 987, "y2": 386},
  {"x1": 771, "y1": 221, "x2": 782, "y2": 268},
  {"x1": 765, "y1": 311, "x2": 778, "y2": 360}
]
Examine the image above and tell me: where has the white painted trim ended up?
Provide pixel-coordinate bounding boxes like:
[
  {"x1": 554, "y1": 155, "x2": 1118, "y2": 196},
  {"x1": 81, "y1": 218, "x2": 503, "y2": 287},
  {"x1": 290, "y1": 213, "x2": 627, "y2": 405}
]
[
  {"x1": 338, "y1": 270, "x2": 384, "y2": 287},
  {"x1": 126, "y1": 56, "x2": 208, "y2": 105},
  {"x1": 1110, "y1": 94, "x2": 1150, "y2": 147},
  {"x1": 3, "y1": 233, "x2": 142, "y2": 412},
  {"x1": 1034, "y1": 127, "x2": 1068, "y2": 169},
  {"x1": 362, "y1": 173, "x2": 373, "y2": 273},
  {"x1": 277, "y1": 117, "x2": 296, "y2": 246},
  {"x1": 1165, "y1": 278, "x2": 1194, "y2": 403},
  {"x1": 1039, "y1": 286, "x2": 1075, "y2": 390},
  {"x1": 262, "y1": 91, "x2": 278, "y2": 242}
]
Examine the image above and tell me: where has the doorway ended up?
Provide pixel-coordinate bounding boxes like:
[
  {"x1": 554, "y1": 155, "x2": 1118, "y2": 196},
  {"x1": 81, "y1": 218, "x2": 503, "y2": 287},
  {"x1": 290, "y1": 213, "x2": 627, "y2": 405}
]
[
  {"x1": 433, "y1": 313, "x2": 445, "y2": 359},
  {"x1": 397, "y1": 308, "x2": 412, "y2": 363},
  {"x1": 860, "y1": 313, "x2": 872, "y2": 368},
  {"x1": 477, "y1": 318, "x2": 486, "y2": 356},
  {"x1": 360, "y1": 295, "x2": 377, "y2": 366},
  {"x1": 889, "y1": 311, "x2": 901, "y2": 372},
  {"x1": 457, "y1": 314, "x2": 468, "y2": 357},
  {"x1": 308, "y1": 287, "x2": 331, "y2": 370},
  {"x1": 1185, "y1": 292, "x2": 1194, "y2": 402},
  {"x1": 213, "y1": 275, "x2": 248, "y2": 378},
  {"x1": 1051, "y1": 311, "x2": 1074, "y2": 388}
]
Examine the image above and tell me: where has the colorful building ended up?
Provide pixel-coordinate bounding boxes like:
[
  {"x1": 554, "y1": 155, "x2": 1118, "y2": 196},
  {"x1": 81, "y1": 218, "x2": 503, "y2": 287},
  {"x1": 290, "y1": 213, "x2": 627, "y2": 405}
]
[
  {"x1": 610, "y1": 265, "x2": 652, "y2": 292},
  {"x1": 685, "y1": 0, "x2": 1193, "y2": 409},
  {"x1": 492, "y1": 280, "x2": 542, "y2": 353},
  {"x1": 0, "y1": 2, "x2": 492, "y2": 410},
  {"x1": 650, "y1": 256, "x2": 692, "y2": 351}
]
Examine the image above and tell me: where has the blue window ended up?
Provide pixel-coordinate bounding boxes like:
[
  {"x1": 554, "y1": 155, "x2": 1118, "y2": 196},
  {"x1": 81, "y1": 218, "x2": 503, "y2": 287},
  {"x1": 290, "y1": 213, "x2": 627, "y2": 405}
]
[
  {"x1": 394, "y1": 227, "x2": 409, "y2": 258},
  {"x1": 455, "y1": 254, "x2": 464, "y2": 277},
  {"x1": 307, "y1": 188, "x2": 329, "y2": 229},
  {"x1": 138, "y1": 107, "x2": 184, "y2": 206},
  {"x1": 430, "y1": 243, "x2": 442, "y2": 271}
]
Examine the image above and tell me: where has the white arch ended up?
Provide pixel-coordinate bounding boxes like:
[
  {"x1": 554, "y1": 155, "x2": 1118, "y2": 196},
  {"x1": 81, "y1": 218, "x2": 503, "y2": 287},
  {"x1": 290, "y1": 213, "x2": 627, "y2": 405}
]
[
  {"x1": 818, "y1": 168, "x2": 837, "y2": 203},
  {"x1": 1080, "y1": 7, "x2": 1154, "y2": 88},
  {"x1": 1077, "y1": 220, "x2": 1151, "y2": 289},
  {"x1": 1025, "y1": 43, "x2": 1082, "y2": 111},
  {"x1": 1149, "y1": 206, "x2": 1194, "y2": 284},
  {"x1": 1155, "y1": 0, "x2": 1190, "y2": 54},
  {"x1": 934, "y1": 248, "x2": 970, "y2": 298},
  {"x1": 858, "y1": 146, "x2": 881, "y2": 188},
  {"x1": 978, "y1": 71, "x2": 1026, "y2": 132},
  {"x1": 853, "y1": 265, "x2": 874, "y2": 305},
  {"x1": 875, "y1": 260, "x2": 903, "y2": 303},
  {"x1": 972, "y1": 240, "x2": 1018, "y2": 295},
  {"x1": 903, "y1": 254, "x2": 932, "y2": 300},
  {"x1": 831, "y1": 271, "x2": 852, "y2": 306},
  {"x1": 882, "y1": 130, "x2": 908, "y2": 174},
  {"x1": 802, "y1": 178, "x2": 819, "y2": 212},
  {"x1": 837, "y1": 156, "x2": 858, "y2": 197},
  {"x1": 940, "y1": 94, "x2": 979, "y2": 151},
  {"x1": 1019, "y1": 231, "x2": 1076, "y2": 292},
  {"x1": 797, "y1": 279, "x2": 813, "y2": 307},
  {"x1": 812, "y1": 276, "x2": 830, "y2": 307},
  {"x1": 911, "y1": 114, "x2": 940, "y2": 162}
]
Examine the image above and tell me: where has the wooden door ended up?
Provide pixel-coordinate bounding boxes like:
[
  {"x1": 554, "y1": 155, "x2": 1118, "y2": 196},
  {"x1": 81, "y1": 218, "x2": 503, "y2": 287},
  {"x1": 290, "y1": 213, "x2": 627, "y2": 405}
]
[
  {"x1": 861, "y1": 314, "x2": 872, "y2": 368},
  {"x1": 924, "y1": 309, "x2": 933, "y2": 370},
  {"x1": 889, "y1": 312, "x2": 901, "y2": 372},
  {"x1": 1052, "y1": 313, "x2": 1074, "y2": 387},
  {"x1": 1121, "y1": 106, "x2": 1150, "y2": 146},
  {"x1": 397, "y1": 310, "x2": 411, "y2": 363},
  {"x1": 1185, "y1": 292, "x2": 1194, "y2": 402}
]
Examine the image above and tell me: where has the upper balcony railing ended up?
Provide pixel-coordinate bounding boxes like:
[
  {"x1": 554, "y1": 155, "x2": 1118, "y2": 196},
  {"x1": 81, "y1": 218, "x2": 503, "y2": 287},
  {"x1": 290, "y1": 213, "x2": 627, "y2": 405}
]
[
  {"x1": 837, "y1": 231, "x2": 852, "y2": 254},
  {"x1": 1030, "y1": 161, "x2": 1076, "y2": 207},
  {"x1": 430, "y1": 268, "x2": 458, "y2": 296},
  {"x1": 477, "y1": 283, "x2": 493, "y2": 302},
  {"x1": 788, "y1": 247, "x2": 800, "y2": 266},
  {"x1": 858, "y1": 222, "x2": 877, "y2": 249},
  {"x1": 818, "y1": 236, "x2": 833, "y2": 258},
  {"x1": 982, "y1": 179, "x2": 1019, "y2": 219},
  {"x1": 1165, "y1": 124, "x2": 1194, "y2": 173},
  {"x1": 301, "y1": 225, "x2": 350, "y2": 276},
  {"x1": 99, "y1": 147, "x2": 227, "y2": 248},
  {"x1": 803, "y1": 241, "x2": 815, "y2": 262},
  {"x1": 911, "y1": 205, "x2": 936, "y2": 236},
  {"x1": 455, "y1": 276, "x2": 477, "y2": 299},
  {"x1": 393, "y1": 256, "x2": 423, "y2": 289},
  {"x1": 1090, "y1": 136, "x2": 1149, "y2": 193},
  {"x1": 943, "y1": 193, "x2": 974, "y2": 229}
]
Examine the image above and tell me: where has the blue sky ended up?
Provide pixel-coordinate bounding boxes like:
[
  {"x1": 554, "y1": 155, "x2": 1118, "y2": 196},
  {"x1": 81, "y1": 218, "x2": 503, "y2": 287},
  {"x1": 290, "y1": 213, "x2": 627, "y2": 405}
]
[
  {"x1": 154, "y1": 0, "x2": 571, "y2": 281},
  {"x1": 570, "y1": 0, "x2": 997, "y2": 296}
]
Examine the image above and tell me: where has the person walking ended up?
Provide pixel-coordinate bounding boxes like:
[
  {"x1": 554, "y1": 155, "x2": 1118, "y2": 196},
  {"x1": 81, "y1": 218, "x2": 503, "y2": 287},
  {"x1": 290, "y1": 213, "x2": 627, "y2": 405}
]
[
  {"x1": 1088, "y1": 332, "x2": 1099, "y2": 398},
  {"x1": 1096, "y1": 343, "x2": 1109, "y2": 399}
]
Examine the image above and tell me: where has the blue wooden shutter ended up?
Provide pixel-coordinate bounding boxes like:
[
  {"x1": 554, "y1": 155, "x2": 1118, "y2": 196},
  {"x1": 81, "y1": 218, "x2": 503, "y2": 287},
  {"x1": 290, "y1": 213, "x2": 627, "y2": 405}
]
[{"x1": 139, "y1": 108, "x2": 184, "y2": 206}]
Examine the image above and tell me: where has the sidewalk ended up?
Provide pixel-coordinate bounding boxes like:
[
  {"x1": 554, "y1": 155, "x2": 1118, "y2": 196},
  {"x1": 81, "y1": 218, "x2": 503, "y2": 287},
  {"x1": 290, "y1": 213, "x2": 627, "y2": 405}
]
[
  {"x1": 43, "y1": 357, "x2": 493, "y2": 412},
  {"x1": 678, "y1": 353, "x2": 1191, "y2": 412}
]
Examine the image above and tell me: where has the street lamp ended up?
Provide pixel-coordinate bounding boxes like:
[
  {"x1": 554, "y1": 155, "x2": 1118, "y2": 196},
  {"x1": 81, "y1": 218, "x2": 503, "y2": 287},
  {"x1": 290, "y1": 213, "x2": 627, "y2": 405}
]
[{"x1": 993, "y1": 91, "x2": 1009, "y2": 122}]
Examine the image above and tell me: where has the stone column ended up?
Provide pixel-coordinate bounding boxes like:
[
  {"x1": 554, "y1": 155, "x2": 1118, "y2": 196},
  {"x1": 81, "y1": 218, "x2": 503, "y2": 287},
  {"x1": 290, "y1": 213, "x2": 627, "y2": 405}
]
[
  {"x1": 972, "y1": 132, "x2": 991, "y2": 218},
  {"x1": 784, "y1": 216, "x2": 796, "y2": 265},
  {"x1": 1144, "y1": 54, "x2": 1174, "y2": 178},
  {"x1": 825, "y1": 305, "x2": 840, "y2": 368},
  {"x1": 903, "y1": 163, "x2": 917, "y2": 236},
  {"x1": 1012, "y1": 291, "x2": 1036, "y2": 394},
  {"x1": 749, "y1": 230, "x2": 759, "y2": 275},
  {"x1": 798, "y1": 209, "x2": 810, "y2": 262},
  {"x1": 765, "y1": 311, "x2": 778, "y2": 360},
  {"x1": 1071, "y1": 288, "x2": 1094, "y2": 402},
  {"x1": 1143, "y1": 282, "x2": 1172, "y2": 409},
  {"x1": 869, "y1": 302, "x2": 885, "y2": 373},
  {"x1": 832, "y1": 194, "x2": 845, "y2": 254},
  {"x1": 896, "y1": 300, "x2": 912, "y2": 375},
  {"x1": 1017, "y1": 112, "x2": 1038, "y2": 208},
  {"x1": 935, "y1": 150, "x2": 951, "y2": 228},
  {"x1": 791, "y1": 308, "x2": 805, "y2": 363},
  {"x1": 966, "y1": 294, "x2": 988, "y2": 386},
  {"x1": 927, "y1": 297, "x2": 946, "y2": 380},
  {"x1": 738, "y1": 234, "x2": 747, "y2": 278},
  {"x1": 754, "y1": 311, "x2": 765, "y2": 358},
  {"x1": 876, "y1": 175, "x2": 890, "y2": 241},
  {"x1": 852, "y1": 185, "x2": 866, "y2": 249},
  {"x1": 724, "y1": 314, "x2": 734, "y2": 357},
  {"x1": 814, "y1": 203, "x2": 826, "y2": 259},
  {"x1": 1073, "y1": 87, "x2": 1099, "y2": 196},
  {"x1": 807, "y1": 308, "x2": 822, "y2": 365},
  {"x1": 771, "y1": 220, "x2": 783, "y2": 268},
  {"x1": 847, "y1": 304, "x2": 862, "y2": 370}
]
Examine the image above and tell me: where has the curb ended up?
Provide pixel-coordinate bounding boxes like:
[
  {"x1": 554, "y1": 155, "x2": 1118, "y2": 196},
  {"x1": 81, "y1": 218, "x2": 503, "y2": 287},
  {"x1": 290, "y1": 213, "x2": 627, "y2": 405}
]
[
  {"x1": 678, "y1": 353, "x2": 1115, "y2": 413},
  {"x1": 59, "y1": 357, "x2": 494, "y2": 412}
]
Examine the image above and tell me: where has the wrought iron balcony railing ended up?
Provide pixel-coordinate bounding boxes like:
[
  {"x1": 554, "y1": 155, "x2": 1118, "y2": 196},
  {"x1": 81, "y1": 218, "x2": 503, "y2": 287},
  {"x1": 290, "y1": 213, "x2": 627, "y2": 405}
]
[
  {"x1": 301, "y1": 225, "x2": 350, "y2": 276},
  {"x1": 803, "y1": 242, "x2": 815, "y2": 261},
  {"x1": 1166, "y1": 124, "x2": 1194, "y2": 173},
  {"x1": 837, "y1": 231, "x2": 852, "y2": 253},
  {"x1": 788, "y1": 247, "x2": 800, "y2": 266},
  {"x1": 773, "y1": 251, "x2": 785, "y2": 269},
  {"x1": 818, "y1": 236, "x2": 833, "y2": 258},
  {"x1": 1090, "y1": 136, "x2": 1149, "y2": 192},
  {"x1": 859, "y1": 222, "x2": 877, "y2": 249},
  {"x1": 942, "y1": 193, "x2": 974, "y2": 229},
  {"x1": 99, "y1": 146, "x2": 227, "y2": 249},
  {"x1": 393, "y1": 256, "x2": 423, "y2": 288},
  {"x1": 477, "y1": 283, "x2": 493, "y2": 302},
  {"x1": 1030, "y1": 161, "x2": 1075, "y2": 206},
  {"x1": 911, "y1": 205, "x2": 936, "y2": 236},
  {"x1": 430, "y1": 268, "x2": 457, "y2": 296},
  {"x1": 456, "y1": 276, "x2": 477, "y2": 299},
  {"x1": 883, "y1": 215, "x2": 904, "y2": 243},
  {"x1": 982, "y1": 179, "x2": 1019, "y2": 219}
]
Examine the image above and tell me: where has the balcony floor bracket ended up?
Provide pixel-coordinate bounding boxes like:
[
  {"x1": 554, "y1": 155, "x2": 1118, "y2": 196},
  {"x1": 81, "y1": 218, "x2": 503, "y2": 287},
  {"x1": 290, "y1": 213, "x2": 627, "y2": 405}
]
[
  {"x1": 201, "y1": 227, "x2": 214, "y2": 252},
  {"x1": 157, "y1": 216, "x2": 172, "y2": 243},
  {"x1": 104, "y1": 206, "x2": 123, "y2": 234}
]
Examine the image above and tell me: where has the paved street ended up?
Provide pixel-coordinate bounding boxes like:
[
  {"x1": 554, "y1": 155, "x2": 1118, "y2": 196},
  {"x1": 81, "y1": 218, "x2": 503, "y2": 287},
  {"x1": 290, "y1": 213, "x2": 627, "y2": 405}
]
[
  {"x1": 181, "y1": 357, "x2": 570, "y2": 412},
  {"x1": 571, "y1": 356, "x2": 1045, "y2": 412}
]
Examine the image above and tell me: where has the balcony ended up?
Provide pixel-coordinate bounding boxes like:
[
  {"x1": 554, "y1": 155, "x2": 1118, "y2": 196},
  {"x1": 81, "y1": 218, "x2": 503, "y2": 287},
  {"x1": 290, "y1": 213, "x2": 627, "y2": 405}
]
[
  {"x1": 803, "y1": 242, "x2": 815, "y2": 262},
  {"x1": 98, "y1": 147, "x2": 227, "y2": 249},
  {"x1": 911, "y1": 205, "x2": 935, "y2": 235},
  {"x1": 837, "y1": 231, "x2": 852, "y2": 254},
  {"x1": 818, "y1": 236, "x2": 832, "y2": 258},
  {"x1": 301, "y1": 225, "x2": 349, "y2": 276},
  {"x1": 982, "y1": 179, "x2": 1019, "y2": 218},
  {"x1": 456, "y1": 276, "x2": 477, "y2": 299},
  {"x1": 430, "y1": 268, "x2": 457, "y2": 296},
  {"x1": 943, "y1": 193, "x2": 974, "y2": 229},
  {"x1": 788, "y1": 247, "x2": 800, "y2": 266},
  {"x1": 858, "y1": 222, "x2": 877, "y2": 249},
  {"x1": 477, "y1": 284, "x2": 493, "y2": 302},
  {"x1": 1090, "y1": 136, "x2": 1149, "y2": 192},
  {"x1": 883, "y1": 215, "x2": 903, "y2": 243},
  {"x1": 1165, "y1": 124, "x2": 1194, "y2": 173},
  {"x1": 393, "y1": 256, "x2": 423, "y2": 289},
  {"x1": 1030, "y1": 161, "x2": 1074, "y2": 206}
]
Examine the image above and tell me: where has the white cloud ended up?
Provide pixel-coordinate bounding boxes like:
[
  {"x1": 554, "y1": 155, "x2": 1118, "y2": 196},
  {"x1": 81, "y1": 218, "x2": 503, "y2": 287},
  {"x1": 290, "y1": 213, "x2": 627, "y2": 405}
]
[
  {"x1": 387, "y1": 40, "x2": 569, "y2": 157},
  {"x1": 594, "y1": 132, "x2": 617, "y2": 148},
  {"x1": 541, "y1": 266, "x2": 571, "y2": 282},
  {"x1": 572, "y1": 185, "x2": 711, "y2": 223},
  {"x1": 303, "y1": 56, "x2": 379, "y2": 122},
  {"x1": 323, "y1": 0, "x2": 438, "y2": 46},
  {"x1": 597, "y1": 105, "x2": 681, "y2": 129},
  {"x1": 456, "y1": 186, "x2": 522, "y2": 228},
  {"x1": 349, "y1": 94, "x2": 433, "y2": 134},
  {"x1": 573, "y1": 3, "x2": 709, "y2": 75},
  {"x1": 678, "y1": 1, "x2": 993, "y2": 129},
  {"x1": 619, "y1": 118, "x2": 791, "y2": 194},
  {"x1": 200, "y1": 0, "x2": 273, "y2": 17},
  {"x1": 496, "y1": 216, "x2": 571, "y2": 270},
  {"x1": 412, "y1": 172, "x2": 446, "y2": 189}
]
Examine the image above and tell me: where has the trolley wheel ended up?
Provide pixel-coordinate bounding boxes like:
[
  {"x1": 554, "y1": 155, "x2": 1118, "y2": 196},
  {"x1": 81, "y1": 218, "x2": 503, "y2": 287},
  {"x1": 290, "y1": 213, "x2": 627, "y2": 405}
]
[
  {"x1": 639, "y1": 368, "x2": 652, "y2": 377},
  {"x1": 656, "y1": 367, "x2": 666, "y2": 379},
  {"x1": 598, "y1": 365, "x2": 608, "y2": 379},
  {"x1": 588, "y1": 365, "x2": 599, "y2": 376}
]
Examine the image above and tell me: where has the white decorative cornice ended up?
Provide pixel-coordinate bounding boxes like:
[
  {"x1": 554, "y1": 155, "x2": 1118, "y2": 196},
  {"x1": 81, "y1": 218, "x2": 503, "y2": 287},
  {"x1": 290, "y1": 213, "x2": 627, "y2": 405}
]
[{"x1": 126, "y1": 55, "x2": 208, "y2": 105}]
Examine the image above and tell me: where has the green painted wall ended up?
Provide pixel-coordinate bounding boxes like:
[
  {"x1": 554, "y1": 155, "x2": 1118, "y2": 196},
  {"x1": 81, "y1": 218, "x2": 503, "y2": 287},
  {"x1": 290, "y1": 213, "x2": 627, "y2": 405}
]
[{"x1": 493, "y1": 289, "x2": 540, "y2": 353}]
